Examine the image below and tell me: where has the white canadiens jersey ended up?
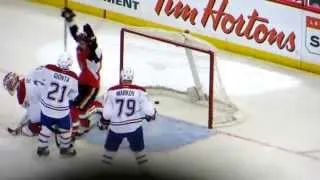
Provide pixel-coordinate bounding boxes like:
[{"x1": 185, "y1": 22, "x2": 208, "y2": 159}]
[
  {"x1": 103, "y1": 84, "x2": 155, "y2": 133},
  {"x1": 18, "y1": 67, "x2": 46, "y2": 123},
  {"x1": 38, "y1": 64, "x2": 78, "y2": 119}
]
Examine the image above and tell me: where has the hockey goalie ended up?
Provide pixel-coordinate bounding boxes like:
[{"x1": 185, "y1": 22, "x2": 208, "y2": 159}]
[
  {"x1": 2, "y1": 68, "x2": 105, "y2": 138},
  {"x1": 2, "y1": 68, "x2": 44, "y2": 136}
]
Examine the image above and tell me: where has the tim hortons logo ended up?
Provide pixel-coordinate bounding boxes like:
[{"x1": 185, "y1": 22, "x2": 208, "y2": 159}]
[{"x1": 155, "y1": 0, "x2": 296, "y2": 52}]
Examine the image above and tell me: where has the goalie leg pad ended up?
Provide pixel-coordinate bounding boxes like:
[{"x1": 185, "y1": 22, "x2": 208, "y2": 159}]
[{"x1": 22, "y1": 122, "x2": 41, "y2": 137}]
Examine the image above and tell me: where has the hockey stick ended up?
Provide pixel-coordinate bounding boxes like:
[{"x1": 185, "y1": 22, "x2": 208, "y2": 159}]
[
  {"x1": 7, "y1": 114, "x2": 30, "y2": 136},
  {"x1": 7, "y1": 127, "x2": 22, "y2": 136},
  {"x1": 51, "y1": 125, "x2": 72, "y2": 148},
  {"x1": 63, "y1": 0, "x2": 68, "y2": 52},
  {"x1": 53, "y1": 120, "x2": 97, "y2": 148},
  {"x1": 64, "y1": 20, "x2": 67, "y2": 52},
  {"x1": 72, "y1": 122, "x2": 97, "y2": 140},
  {"x1": 54, "y1": 125, "x2": 61, "y2": 148}
]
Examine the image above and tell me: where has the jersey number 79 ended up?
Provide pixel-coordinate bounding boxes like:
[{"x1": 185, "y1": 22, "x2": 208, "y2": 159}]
[{"x1": 115, "y1": 99, "x2": 136, "y2": 117}]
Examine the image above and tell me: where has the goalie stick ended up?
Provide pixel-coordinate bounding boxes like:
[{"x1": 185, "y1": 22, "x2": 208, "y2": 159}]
[
  {"x1": 63, "y1": 0, "x2": 68, "y2": 52},
  {"x1": 7, "y1": 127, "x2": 21, "y2": 136},
  {"x1": 7, "y1": 114, "x2": 30, "y2": 136}
]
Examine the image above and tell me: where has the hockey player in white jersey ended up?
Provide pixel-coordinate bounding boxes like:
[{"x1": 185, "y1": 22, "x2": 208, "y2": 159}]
[
  {"x1": 100, "y1": 67, "x2": 157, "y2": 169},
  {"x1": 36, "y1": 53, "x2": 79, "y2": 157},
  {"x1": 2, "y1": 67, "x2": 45, "y2": 136}
]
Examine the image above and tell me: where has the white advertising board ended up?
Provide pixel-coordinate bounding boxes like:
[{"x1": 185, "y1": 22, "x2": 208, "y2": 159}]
[
  {"x1": 302, "y1": 11, "x2": 320, "y2": 63},
  {"x1": 71, "y1": 0, "x2": 319, "y2": 63}
]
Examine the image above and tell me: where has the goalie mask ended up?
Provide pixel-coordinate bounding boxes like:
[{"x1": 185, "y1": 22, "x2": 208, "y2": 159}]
[
  {"x1": 3, "y1": 72, "x2": 20, "y2": 96},
  {"x1": 57, "y1": 52, "x2": 73, "y2": 69}
]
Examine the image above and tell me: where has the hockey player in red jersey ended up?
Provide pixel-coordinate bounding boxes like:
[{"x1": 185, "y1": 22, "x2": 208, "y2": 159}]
[{"x1": 61, "y1": 7, "x2": 103, "y2": 137}]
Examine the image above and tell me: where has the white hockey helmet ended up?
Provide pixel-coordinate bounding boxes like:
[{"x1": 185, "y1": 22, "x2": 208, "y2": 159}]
[
  {"x1": 57, "y1": 52, "x2": 73, "y2": 69},
  {"x1": 121, "y1": 67, "x2": 134, "y2": 81},
  {"x1": 2, "y1": 72, "x2": 20, "y2": 96}
]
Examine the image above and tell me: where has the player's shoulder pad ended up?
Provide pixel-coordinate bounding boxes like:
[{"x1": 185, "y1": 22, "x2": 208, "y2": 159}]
[
  {"x1": 108, "y1": 84, "x2": 121, "y2": 91},
  {"x1": 45, "y1": 64, "x2": 78, "y2": 80},
  {"x1": 108, "y1": 84, "x2": 146, "y2": 92}
]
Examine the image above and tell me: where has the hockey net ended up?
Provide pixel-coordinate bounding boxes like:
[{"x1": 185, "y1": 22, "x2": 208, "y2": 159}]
[{"x1": 119, "y1": 27, "x2": 239, "y2": 128}]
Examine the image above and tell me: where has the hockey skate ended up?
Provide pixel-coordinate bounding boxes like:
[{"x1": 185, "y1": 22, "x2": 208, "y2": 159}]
[
  {"x1": 37, "y1": 147, "x2": 50, "y2": 157},
  {"x1": 60, "y1": 145, "x2": 77, "y2": 157}
]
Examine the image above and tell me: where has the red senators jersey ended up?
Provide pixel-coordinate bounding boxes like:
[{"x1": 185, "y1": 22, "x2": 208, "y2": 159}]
[{"x1": 76, "y1": 46, "x2": 102, "y2": 88}]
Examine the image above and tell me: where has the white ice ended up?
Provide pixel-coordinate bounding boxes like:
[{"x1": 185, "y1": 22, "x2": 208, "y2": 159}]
[{"x1": 1, "y1": 0, "x2": 320, "y2": 179}]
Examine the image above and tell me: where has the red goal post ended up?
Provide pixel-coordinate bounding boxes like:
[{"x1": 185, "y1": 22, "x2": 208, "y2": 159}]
[{"x1": 119, "y1": 27, "x2": 237, "y2": 129}]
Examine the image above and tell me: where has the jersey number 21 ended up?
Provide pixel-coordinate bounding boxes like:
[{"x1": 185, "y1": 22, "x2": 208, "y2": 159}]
[{"x1": 47, "y1": 82, "x2": 67, "y2": 103}]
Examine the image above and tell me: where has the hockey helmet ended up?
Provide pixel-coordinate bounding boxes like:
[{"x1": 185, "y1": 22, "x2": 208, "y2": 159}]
[
  {"x1": 121, "y1": 67, "x2": 134, "y2": 81},
  {"x1": 2, "y1": 72, "x2": 20, "y2": 96},
  {"x1": 57, "y1": 52, "x2": 73, "y2": 69},
  {"x1": 78, "y1": 32, "x2": 90, "y2": 42}
]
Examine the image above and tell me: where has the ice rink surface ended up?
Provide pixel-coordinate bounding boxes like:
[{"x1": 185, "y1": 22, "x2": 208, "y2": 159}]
[{"x1": 1, "y1": 0, "x2": 320, "y2": 179}]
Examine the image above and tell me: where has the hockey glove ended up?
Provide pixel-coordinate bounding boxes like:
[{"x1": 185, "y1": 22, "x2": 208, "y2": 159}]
[
  {"x1": 97, "y1": 117, "x2": 110, "y2": 130},
  {"x1": 145, "y1": 110, "x2": 157, "y2": 122},
  {"x1": 61, "y1": 7, "x2": 75, "y2": 23},
  {"x1": 83, "y1": 24, "x2": 96, "y2": 40}
]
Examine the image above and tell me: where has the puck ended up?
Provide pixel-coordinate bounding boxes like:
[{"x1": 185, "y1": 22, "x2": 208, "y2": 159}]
[{"x1": 154, "y1": 101, "x2": 160, "y2": 104}]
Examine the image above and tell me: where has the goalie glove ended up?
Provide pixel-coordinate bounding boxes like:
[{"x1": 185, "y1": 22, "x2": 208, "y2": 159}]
[
  {"x1": 97, "y1": 117, "x2": 110, "y2": 130},
  {"x1": 61, "y1": 7, "x2": 75, "y2": 23}
]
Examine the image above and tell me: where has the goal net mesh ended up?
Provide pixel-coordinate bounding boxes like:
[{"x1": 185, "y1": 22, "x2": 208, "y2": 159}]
[{"x1": 120, "y1": 27, "x2": 239, "y2": 128}]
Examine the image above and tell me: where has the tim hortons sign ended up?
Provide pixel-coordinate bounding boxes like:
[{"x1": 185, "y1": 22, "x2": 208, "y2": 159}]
[
  {"x1": 305, "y1": 16, "x2": 320, "y2": 55},
  {"x1": 155, "y1": 0, "x2": 296, "y2": 52}
]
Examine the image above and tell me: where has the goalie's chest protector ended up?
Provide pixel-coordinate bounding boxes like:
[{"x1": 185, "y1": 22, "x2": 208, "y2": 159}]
[{"x1": 76, "y1": 46, "x2": 100, "y2": 88}]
